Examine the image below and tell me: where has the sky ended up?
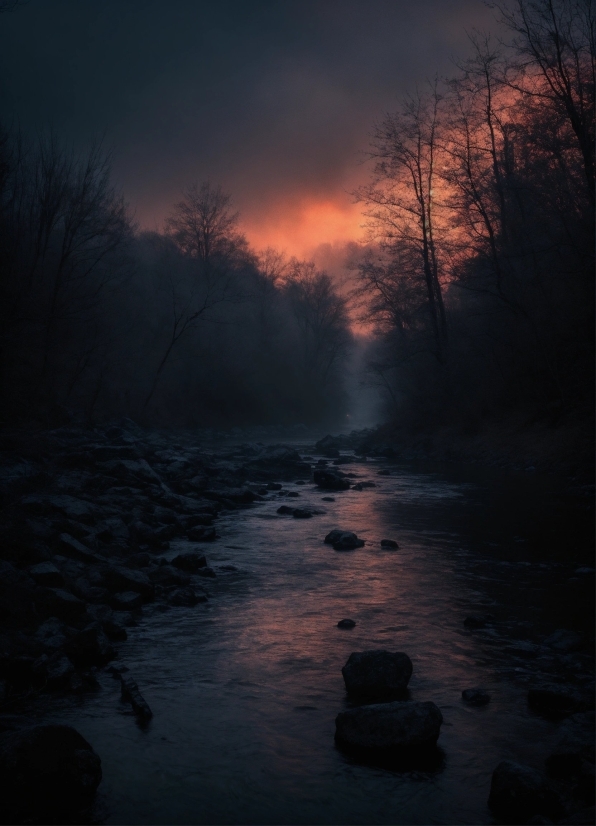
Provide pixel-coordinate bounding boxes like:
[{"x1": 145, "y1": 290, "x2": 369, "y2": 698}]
[{"x1": 0, "y1": 0, "x2": 501, "y2": 259}]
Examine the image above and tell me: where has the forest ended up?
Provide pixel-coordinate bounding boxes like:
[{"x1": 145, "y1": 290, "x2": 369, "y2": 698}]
[{"x1": 0, "y1": 0, "x2": 593, "y2": 439}]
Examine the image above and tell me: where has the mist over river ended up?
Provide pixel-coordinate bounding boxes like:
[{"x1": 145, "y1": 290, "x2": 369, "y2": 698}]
[{"x1": 9, "y1": 437, "x2": 593, "y2": 825}]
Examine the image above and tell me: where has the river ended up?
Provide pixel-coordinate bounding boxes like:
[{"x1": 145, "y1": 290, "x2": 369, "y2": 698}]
[{"x1": 17, "y1": 443, "x2": 595, "y2": 824}]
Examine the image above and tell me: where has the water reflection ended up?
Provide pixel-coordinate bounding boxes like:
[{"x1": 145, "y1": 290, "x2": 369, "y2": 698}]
[{"x1": 18, "y1": 452, "x2": 594, "y2": 824}]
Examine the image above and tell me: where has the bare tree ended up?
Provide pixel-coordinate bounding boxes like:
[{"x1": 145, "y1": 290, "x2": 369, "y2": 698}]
[
  {"x1": 494, "y1": 0, "x2": 595, "y2": 204},
  {"x1": 142, "y1": 183, "x2": 248, "y2": 411},
  {"x1": 357, "y1": 82, "x2": 448, "y2": 362}
]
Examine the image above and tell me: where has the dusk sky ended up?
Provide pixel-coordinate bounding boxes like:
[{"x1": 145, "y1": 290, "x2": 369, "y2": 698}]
[{"x1": 0, "y1": 0, "x2": 502, "y2": 258}]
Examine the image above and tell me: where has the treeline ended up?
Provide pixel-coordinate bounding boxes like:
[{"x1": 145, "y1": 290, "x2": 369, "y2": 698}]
[
  {"x1": 0, "y1": 150, "x2": 351, "y2": 427},
  {"x1": 355, "y1": 0, "x2": 594, "y2": 434}
]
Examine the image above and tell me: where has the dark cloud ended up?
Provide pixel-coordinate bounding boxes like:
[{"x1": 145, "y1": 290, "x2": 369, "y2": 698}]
[{"x1": 0, "y1": 0, "x2": 500, "y2": 248}]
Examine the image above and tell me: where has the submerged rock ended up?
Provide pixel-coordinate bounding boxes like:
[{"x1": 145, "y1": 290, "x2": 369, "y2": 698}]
[
  {"x1": 120, "y1": 674, "x2": 153, "y2": 720},
  {"x1": 342, "y1": 649, "x2": 413, "y2": 700},
  {"x1": 380, "y1": 539, "x2": 399, "y2": 549},
  {"x1": 462, "y1": 688, "x2": 490, "y2": 706},
  {"x1": 463, "y1": 614, "x2": 494, "y2": 629},
  {"x1": 488, "y1": 760, "x2": 564, "y2": 823},
  {"x1": 335, "y1": 700, "x2": 442, "y2": 751},
  {"x1": 337, "y1": 619, "x2": 356, "y2": 629}
]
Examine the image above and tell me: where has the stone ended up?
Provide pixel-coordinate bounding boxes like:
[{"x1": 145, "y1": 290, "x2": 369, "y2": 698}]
[
  {"x1": 0, "y1": 724, "x2": 102, "y2": 816},
  {"x1": 0, "y1": 560, "x2": 38, "y2": 625},
  {"x1": 352, "y1": 481, "x2": 376, "y2": 490},
  {"x1": 342, "y1": 650, "x2": 413, "y2": 700},
  {"x1": 171, "y1": 552, "x2": 207, "y2": 572},
  {"x1": 112, "y1": 591, "x2": 143, "y2": 610},
  {"x1": 464, "y1": 614, "x2": 493, "y2": 629},
  {"x1": 120, "y1": 675, "x2": 152, "y2": 720},
  {"x1": 102, "y1": 618, "x2": 128, "y2": 641},
  {"x1": 337, "y1": 619, "x2": 356, "y2": 629},
  {"x1": 488, "y1": 761, "x2": 564, "y2": 823},
  {"x1": 149, "y1": 565, "x2": 190, "y2": 587},
  {"x1": 313, "y1": 469, "x2": 350, "y2": 490},
  {"x1": 321, "y1": 496, "x2": 335, "y2": 502},
  {"x1": 28, "y1": 562, "x2": 64, "y2": 587},
  {"x1": 56, "y1": 533, "x2": 99, "y2": 564},
  {"x1": 169, "y1": 587, "x2": 207, "y2": 607},
  {"x1": 64, "y1": 626, "x2": 114, "y2": 667},
  {"x1": 196, "y1": 566, "x2": 216, "y2": 578},
  {"x1": 380, "y1": 539, "x2": 399, "y2": 549},
  {"x1": 104, "y1": 566, "x2": 155, "y2": 600},
  {"x1": 277, "y1": 505, "x2": 296, "y2": 515},
  {"x1": 39, "y1": 588, "x2": 87, "y2": 622},
  {"x1": 46, "y1": 656, "x2": 75, "y2": 690},
  {"x1": 325, "y1": 530, "x2": 365, "y2": 551},
  {"x1": 546, "y1": 712, "x2": 595, "y2": 776},
  {"x1": 558, "y1": 806, "x2": 595, "y2": 824},
  {"x1": 335, "y1": 700, "x2": 442, "y2": 751},
  {"x1": 187, "y1": 525, "x2": 217, "y2": 542},
  {"x1": 462, "y1": 688, "x2": 490, "y2": 706},
  {"x1": 528, "y1": 685, "x2": 593, "y2": 717}
]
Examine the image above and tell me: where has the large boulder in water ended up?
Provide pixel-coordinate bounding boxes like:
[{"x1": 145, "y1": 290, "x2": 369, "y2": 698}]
[
  {"x1": 0, "y1": 724, "x2": 102, "y2": 820},
  {"x1": 342, "y1": 649, "x2": 413, "y2": 700},
  {"x1": 325, "y1": 530, "x2": 364, "y2": 550},
  {"x1": 488, "y1": 760, "x2": 564, "y2": 823},
  {"x1": 313, "y1": 469, "x2": 350, "y2": 490},
  {"x1": 335, "y1": 700, "x2": 442, "y2": 751}
]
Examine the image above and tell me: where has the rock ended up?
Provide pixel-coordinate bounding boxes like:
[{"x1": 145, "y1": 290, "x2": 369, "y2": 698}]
[
  {"x1": 104, "y1": 566, "x2": 155, "y2": 601},
  {"x1": 0, "y1": 724, "x2": 102, "y2": 817},
  {"x1": 102, "y1": 618, "x2": 128, "y2": 641},
  {"x1": 352, "y1": 481, "x2": 376, "y2": 490},
  {"x1": 488, "y1": 761, "x2": 564, "y2": 823},
  {"x1": 64, "y1": 626, "x2": 114, "y2": 667},
  {"x1": 169, "y1": 587, "x2": 207, "y2": 607},
  {"x1": 28, "y1": 562, "x2": 64, "y2": 587},
  {"x1": 0, "y1": 560, "x2": 38, "y2": 625},
  {"x1": 266, "y1": 482, "x2": 282, "y2": 491},
  {"x1": 528, "y1": 685, "x2": 593, "y2": 717},
  {"x1": 293, "y1": 508, "x2": 316, "y2": 518},
  {"x1": 325, "y1": 530, "x2": 365, "y2": 551},
  {"x1": 380, "y1": 539, "x2": 399, "y2": 549},
  {"x1": 277, "y1": 505, "x2": 296, "y2": 515},
  {"x1": 0, "y1": 655, "x2": 47, "y2": 690},
  {"x1": 378, "y1": 469, "x2": 391, "y2": 476},
  {"x1": 558, "y1": 806, "x2": 595, "y2": 824},
  {"x1": 342, "y1": 650, "x2": 413, "y2": 701},
  {"x1": 546, "y1": 712, "x2": 595, "y2": 776},
  {"x1": 120, "y1": 675, "x2": 152, "y2": 720},
  {"x1": 196, "y1": 566, "x2": 216, "y2": 578},
  {"x1": 464, "y1": 614, "x2": 493, "y2": 629},
  {"x1": 56, "y1": 533, "x2": 99, "y2": 564},
  {"x1": 286, "y1": 490, "x2": 300, "y2": 498},
  {"x1": 462, "y1": 688, "x2": 490, "y2": 706},
  {"x1": 149, "y1": 565, "x2": 190, "y2": 587},
  {"x1": 39, "y1": 587, "x2": 87, "y2": 622},
  {"x1": 171, "y1": 552, "x2": 207, "y2": 572},
  {"x1": 46, "y1": 656, "x2": 75, "y2": 689},
  {"x1": 337, "y1": 619, "x2": 356, "y2": 629},
  {"x1": 543, "y1": 629, "x2": 584, "y2": 652},
  {"x1": 335, "y1": 700, "x2": 442, "y2": 751},
  {"x1": 321, "y1": 496, "x2": 335, "y2": 502},
  {"x1": 112, "y1": 591, "x2": 143, "y2": 610},
  {"x1": 187, "y1": 525, "x2": 217, "y2": 542},
  {"x1": 125, "y1": 552, "x2": 152, "y2": 568},
  {"x1": 313, "y1": 469, "x2": 350, "y2": 490}
]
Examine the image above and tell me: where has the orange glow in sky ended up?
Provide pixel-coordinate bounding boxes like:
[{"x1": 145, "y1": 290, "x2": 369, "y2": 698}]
[{"x1": 241, "y1": 196, "x2": 366, "y2": 259}]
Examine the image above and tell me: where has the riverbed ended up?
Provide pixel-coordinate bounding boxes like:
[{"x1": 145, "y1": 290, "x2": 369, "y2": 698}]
[{"x1": 12, "y1": 443, "x2": 595, "y2": 824}]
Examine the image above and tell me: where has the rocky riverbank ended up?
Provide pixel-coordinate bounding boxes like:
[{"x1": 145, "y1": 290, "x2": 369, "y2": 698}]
[{"x1": 0, "y1": 420, "x2": 322, "y2": 821}]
